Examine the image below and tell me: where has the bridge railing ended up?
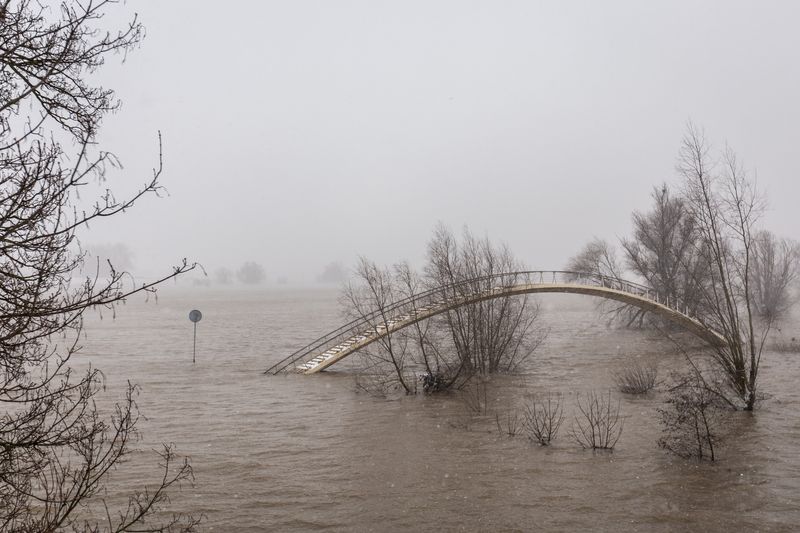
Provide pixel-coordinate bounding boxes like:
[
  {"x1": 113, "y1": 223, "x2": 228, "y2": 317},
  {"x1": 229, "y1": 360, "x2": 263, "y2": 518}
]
[{"x1": 264, "y1": 270, "x2": 677, "y2": 375}]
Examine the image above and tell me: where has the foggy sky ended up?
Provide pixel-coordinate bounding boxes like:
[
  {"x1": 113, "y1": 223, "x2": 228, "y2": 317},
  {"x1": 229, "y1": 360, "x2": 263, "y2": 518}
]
[{"x1": 88, "y1": 1, "x2": 800, "y2": 284}]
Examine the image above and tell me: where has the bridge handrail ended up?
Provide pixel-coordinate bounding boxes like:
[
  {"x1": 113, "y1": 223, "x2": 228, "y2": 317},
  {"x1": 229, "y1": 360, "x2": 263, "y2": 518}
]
[{"x1": 264, "y1": 270, "x2": 655, "y2": 374}]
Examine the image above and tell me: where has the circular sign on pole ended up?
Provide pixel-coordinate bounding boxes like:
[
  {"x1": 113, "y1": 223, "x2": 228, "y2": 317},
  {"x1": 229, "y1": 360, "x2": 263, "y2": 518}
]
[{"x1": 189, "y1": 309, "x2": 202, "y2": 363}]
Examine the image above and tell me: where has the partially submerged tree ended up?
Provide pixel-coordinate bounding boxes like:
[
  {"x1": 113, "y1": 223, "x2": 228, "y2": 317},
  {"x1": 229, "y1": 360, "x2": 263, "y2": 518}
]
[
  {"x1": 679, "y1": 123, "x2": 776, "y2": 410},
  {"x1": 564, "y1": 238, "x2": 624, "y2": 282},
  {"x1": 570, "y1": 125, "x2": 795, "y2": 412},
  {"x1": 394, "y1": 260, "x2": 466, "y2": 392},
  {"x1": 621, "y1": 184, "x2": 711, "y2": 321},
  {"x1": 564, "y1": 238, "x2": 636, "y2": 323},
  {"x1": 1, "y1": 1, "x2": 198, "y2": 529},
  {"x1": 342, "y1": 258, "x2": 415, "y2": 394},
  {"x1": 342, "y1": 225, "x2": 547, "y2": 394},
  {"x1": 750, "y1": 230, "x2": 800, "y2": 323},
  {"x1": 425, "y1": 224, "x2": 546, "y2": 375}
]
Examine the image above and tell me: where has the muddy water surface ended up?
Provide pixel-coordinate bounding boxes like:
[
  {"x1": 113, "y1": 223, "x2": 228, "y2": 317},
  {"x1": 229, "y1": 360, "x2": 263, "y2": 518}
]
[{"x1": 80, "y1": 288, "x2": 800, "y2": 532}]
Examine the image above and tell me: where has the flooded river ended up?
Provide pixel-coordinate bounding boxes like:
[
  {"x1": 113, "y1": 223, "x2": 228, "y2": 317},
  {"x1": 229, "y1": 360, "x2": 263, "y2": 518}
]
[{"x1": 81, "y1": 288, "x2": 800, "y2": 532}]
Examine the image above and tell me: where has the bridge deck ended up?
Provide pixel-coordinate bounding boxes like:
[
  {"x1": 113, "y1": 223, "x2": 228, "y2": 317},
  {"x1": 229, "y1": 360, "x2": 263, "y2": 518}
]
[{"x1": 265, "y1": 271, "x2": 725, "y2": 375}]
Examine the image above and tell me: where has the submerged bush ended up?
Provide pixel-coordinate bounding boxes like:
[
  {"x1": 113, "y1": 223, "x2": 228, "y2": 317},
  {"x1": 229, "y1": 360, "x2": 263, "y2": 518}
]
[
  {"x1": 613, "y1": 358, "x2": 658, "y2": 394},
  {"x1": 420, "y1": 371, "x2": 448, "y2": 393},
  {"x1": 658, "y1": 373, "x2": 724, "y2": 461},
  {"x1": 571, "y1": 391, "x2": 624, "y2": 450},
  {"x1": 522, "y1": 393, "x2": 565, "y2": 446},
  {"x1": 495, "y1": 410, "x2": 522, "y2": 438}
]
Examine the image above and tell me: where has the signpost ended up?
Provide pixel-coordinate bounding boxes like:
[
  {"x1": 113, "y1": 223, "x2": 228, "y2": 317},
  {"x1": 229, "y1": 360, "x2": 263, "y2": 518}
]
[{"x1": 189, "y1": 309, "x2": 202, "y2": 363}]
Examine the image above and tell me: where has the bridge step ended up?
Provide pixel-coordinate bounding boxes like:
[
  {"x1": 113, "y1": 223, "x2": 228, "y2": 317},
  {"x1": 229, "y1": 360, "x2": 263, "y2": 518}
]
[{"x1": 294, "y1": 298, "x2": 453, "y2": 372}]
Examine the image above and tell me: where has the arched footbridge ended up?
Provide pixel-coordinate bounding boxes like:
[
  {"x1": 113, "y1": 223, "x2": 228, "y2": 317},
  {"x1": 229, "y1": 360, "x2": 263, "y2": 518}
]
[{"x1": 265, "y1": 271, "x2": 726, "y2": 375}]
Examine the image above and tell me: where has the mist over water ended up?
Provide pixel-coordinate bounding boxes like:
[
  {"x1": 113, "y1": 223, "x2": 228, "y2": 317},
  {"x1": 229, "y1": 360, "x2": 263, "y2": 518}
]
[{"x1": 80, "y1": 288, "x2": 800, "y2": 532}]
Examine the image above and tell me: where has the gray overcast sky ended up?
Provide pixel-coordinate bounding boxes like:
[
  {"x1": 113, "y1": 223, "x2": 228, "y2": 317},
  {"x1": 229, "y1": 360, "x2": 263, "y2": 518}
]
[{"x1": 88, "y1": 1, "x2": 800, "y2": 283}]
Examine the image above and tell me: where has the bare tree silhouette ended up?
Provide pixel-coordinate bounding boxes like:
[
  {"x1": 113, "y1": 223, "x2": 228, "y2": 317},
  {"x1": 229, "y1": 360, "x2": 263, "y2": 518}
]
[{"x1": 1, "y1": 1, "x2": 199, "y2": 530}]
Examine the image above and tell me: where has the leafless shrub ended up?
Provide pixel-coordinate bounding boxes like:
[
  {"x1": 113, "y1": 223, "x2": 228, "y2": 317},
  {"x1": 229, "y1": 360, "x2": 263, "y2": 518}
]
[
  {"x1": 658, "y1": 372, "x2": 724, "y2": 461},
  {"x1": 495, "y1": 410, "x2": 522, "y2": 438},
  {"x1": 571, "y1": 391, "x2": 624, "y2": 450},
  {"x1": 522, "y1": 393, "x2": 565, "y2": 446},
  {"x1": 459, "y1": 380, "x2": 490, "y2": 416},
  {"x1": 613, "y1": 358, "x2": 659, "y2": 394},
  {"x1": 419, "y1": 369, "x2": 465, "y2": 393},
  {"x1": 445, "y1": 380, "x2": 491, "y2": 431}
]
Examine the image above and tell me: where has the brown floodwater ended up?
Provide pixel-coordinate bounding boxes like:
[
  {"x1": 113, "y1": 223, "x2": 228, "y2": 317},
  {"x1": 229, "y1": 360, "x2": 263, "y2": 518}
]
[{"x1": 79, "y1": 288, "x2": 800, "y2": 532}]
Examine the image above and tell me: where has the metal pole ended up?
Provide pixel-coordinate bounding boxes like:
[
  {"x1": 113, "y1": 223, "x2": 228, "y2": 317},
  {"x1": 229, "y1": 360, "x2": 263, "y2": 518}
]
[{"x1": 193, "y1": 322, "x2": 197, "y2": 364}]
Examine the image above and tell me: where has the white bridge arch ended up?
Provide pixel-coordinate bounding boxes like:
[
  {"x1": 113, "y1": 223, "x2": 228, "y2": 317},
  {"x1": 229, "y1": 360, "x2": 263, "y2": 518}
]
[{"x1": 265, "y1": 271, "x2": 725, "y2": 375}]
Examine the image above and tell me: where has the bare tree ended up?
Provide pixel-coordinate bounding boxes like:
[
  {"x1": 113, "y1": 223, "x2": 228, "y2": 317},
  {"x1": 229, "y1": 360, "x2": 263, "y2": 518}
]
[
  {"x1": 678, "y1": 123, "x2": 774, "y2": 410},
  {"x1": 750, "y1": 230, "x2": 800, "y2": 323},
  {"x1": 425, "y1": 224, "x2": 546, "y2": 375},
  {"x1": 565, "y1": 238, "x2": 625, "y2": 281},
  {"x1": 621, "y1": 184, "x2": 712, "y2": 324},
  {"x1": 565, "y1": 238, "x2": 636, "y2": 323},
  {"x1": 340, "y1": 226, "x2": 547, "y2": 394},
  {"x1": 394, "y1": 261, "x2": 467, "y2": 392},
  {"x1": 342, "y1": 257, "x2": 414, "y2": 394},
  {"x1": 236, "y1": 261, "x2": 266, "y2": 285},
  {"x1": 1, "y1": 1, "x2": 199, "y2": 530}
]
